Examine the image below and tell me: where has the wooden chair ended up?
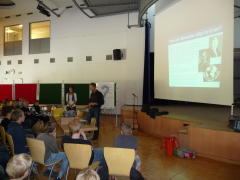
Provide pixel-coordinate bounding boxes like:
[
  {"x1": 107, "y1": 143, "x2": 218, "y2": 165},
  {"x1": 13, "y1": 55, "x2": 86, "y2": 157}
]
[
  {"x1": 26, "y1": 138, "x2": 61, "y2": 180},
  {"x1": 6, "y1": 133, "x2": 14, "y2": 156},
  {"x1": 104, "y1": 147, "x2": 135, "y2": 178},
  {"x1": 64, "y1": 143, "x2": 99, "y2": 180},
  {"x1": 0, "y1": 125, "x2": 6, "y2": 146}
]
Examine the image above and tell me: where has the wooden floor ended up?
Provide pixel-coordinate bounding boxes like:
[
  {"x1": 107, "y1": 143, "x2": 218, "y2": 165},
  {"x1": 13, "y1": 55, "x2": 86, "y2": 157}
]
[{"x1": 39, "y1": 115, "x2": 240, "y2": 180}]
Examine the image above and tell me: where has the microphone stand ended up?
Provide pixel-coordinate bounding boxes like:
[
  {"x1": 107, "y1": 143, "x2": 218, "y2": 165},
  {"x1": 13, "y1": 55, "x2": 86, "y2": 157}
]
[{"x1": 132, "y1": 93, "x2": 138, "y2": 130}]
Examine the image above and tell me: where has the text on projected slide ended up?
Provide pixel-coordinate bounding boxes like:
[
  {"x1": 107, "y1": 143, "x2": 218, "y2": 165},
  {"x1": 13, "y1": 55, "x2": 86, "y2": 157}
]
[{"x1": 168, "y1": 25, "x2": 223, "y2": 88}]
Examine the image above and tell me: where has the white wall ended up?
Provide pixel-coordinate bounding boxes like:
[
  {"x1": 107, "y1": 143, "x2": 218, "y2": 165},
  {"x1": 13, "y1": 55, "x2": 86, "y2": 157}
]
[{"x1": 0, "y1": 8, "x2": 145, "y2": 109}]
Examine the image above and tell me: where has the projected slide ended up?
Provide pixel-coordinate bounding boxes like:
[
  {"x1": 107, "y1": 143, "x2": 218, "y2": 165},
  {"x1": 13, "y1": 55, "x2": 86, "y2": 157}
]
[{"x1": 168, "y1": 25, "x2": 223, "y2": 88}]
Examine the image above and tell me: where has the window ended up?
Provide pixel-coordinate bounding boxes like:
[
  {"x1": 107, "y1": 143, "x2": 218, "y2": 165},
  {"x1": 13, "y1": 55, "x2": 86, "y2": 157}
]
[
  {"x1": 4, "y1": 25, "x2": 23, "y2": 56},
  {"x1": 29, "y1": 21, "x2": 50, "y2": 54}
]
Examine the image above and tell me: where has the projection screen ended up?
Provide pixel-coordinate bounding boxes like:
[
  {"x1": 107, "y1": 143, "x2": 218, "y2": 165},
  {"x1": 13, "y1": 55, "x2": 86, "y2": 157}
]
[{"x1": 154, "y1": 0, "x2": 234, "y2": 105}]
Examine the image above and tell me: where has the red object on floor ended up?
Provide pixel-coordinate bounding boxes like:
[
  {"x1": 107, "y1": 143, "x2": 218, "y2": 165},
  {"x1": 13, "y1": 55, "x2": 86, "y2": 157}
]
[
  {"x1": 163, "y1": 137, "x2": 178, "y2": 156},
  {"x1": 15, "y1": 84, "x2": 37, "y2": 104},
  {"x1": 0, "y1": 84, "x2": 13, "y2": 101}
]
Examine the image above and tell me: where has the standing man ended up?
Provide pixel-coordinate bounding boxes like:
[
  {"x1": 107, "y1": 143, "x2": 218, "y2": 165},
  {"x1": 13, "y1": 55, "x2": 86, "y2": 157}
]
[{"x1": 87, "y1": 82, "x2": 104, "y2": 140}]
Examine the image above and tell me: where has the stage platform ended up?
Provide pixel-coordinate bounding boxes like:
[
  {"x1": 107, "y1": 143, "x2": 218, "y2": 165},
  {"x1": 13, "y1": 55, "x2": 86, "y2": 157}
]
[{"x1": 121, "y1": 104, "x2": 240, "y2": 165}]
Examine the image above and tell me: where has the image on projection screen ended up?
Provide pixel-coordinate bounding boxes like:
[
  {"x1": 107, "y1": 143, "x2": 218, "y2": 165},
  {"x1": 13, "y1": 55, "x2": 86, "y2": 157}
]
[{"x1": 168, "y1": 25, "x2": 223, "y2": 88}]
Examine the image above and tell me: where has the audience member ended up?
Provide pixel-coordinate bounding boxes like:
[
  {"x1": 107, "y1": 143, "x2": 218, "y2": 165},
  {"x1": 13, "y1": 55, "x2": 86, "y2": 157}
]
[
  {"x1": 2, "y1": 99, "x2": 9, "y2": 107},
  {"x1": 62, "y1": 120, "x2": 104, "y2": 165},
  {"x1": 7, "y1": 109, "x2": 29, "y2": 154},
  {"x1": 6, "y1": 153, "x2": 32, "y2": 180},
  {"x1": 31, "y1": 100, "x2": 50, "y2": 123},
  {"x1": 1, "y1": 106, "x2": 13, "y2": 131},
  {"x1": 32, "y1": 100, "x2": 41, "y2": 114},
  {"x1": 18, "y1": 98, "x2": 24, "y2": 108},
  {"x1": 37, "y1": 121, "x2": 68, "y2": 180},
  {"x1": 98, "y1": 123, "x2": 144, "y2": 180},
  {"x1": 76, "y1": 169, "x2": 100, "y2": 180},
  {"x1": 114, "y1": 123, "x2": 141, "y2": 171},
  {"x1": 12, "y1": 100, "x2": 20, "y2": 109},
  {"x1": 21, "y1": 100, "x2": 37, "y2": 128}
]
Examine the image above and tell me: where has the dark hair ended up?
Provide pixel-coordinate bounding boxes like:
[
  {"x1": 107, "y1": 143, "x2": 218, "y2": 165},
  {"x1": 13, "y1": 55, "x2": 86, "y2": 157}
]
[
  {"x1": 43, "y1": 122, "x2": 56, "y2": 133},
  {"x1": 3, "y1": 99, "x2": 9, "y2": 104},
  {"x1": 90, "y1": 82, "x2": 96, "y2": 87},
  {"x1": 2, "y1": 106, "x2": 13, "y2": 116},
  {"x1": 11, "y1": 109, "x2": 24, "y2": 122},
  {"x1": 68, "y1": 86, "x2": 74, "y2": 91}
]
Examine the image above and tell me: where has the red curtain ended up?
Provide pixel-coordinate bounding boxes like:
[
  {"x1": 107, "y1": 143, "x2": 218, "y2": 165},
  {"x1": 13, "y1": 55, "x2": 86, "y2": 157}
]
[
  {"x1": 15, "y1": 84, "x2": 37, "y2": 104},
  {"x1": 0, "y1": 84, "x2": 13, "y2": 101}
]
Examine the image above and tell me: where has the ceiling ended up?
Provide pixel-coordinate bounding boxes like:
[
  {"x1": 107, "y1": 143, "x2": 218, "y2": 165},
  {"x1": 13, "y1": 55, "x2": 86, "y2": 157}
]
[
  {"x1": 0, "y1": 0, "x2": 75, "y2": 18},
  {"x1": 0, "y1": 0, "x2": 140, "y2": 18},
  {"x1": 82, "y1": 0, "x2": 139, "y2": 17}
]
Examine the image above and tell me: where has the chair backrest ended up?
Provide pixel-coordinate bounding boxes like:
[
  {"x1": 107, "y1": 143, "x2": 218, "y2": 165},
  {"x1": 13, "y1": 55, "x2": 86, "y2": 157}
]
[
  {"x1": 26, "y1": 138, "x2": 45, "y2": 165},
  {"x1": 90, "y1": 117, "x2": 96, "y2": 126},
  {"x1": 0, "y1": 125, "x2": 6, "y2": 145},
  {"x1": 64, "y1": 143, "x2": 92, "y2": 169},
  {"x1": 6, "y1": 133, "x2": 14, "y2": 155},
  {"x1": 104, "y1": 147, "x2": 135, "y2": 177}
]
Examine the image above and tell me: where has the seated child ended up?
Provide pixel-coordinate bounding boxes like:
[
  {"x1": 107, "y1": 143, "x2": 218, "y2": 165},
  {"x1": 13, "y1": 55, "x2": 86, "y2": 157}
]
[
  {"x1": 37, "y1": 122, "x2": 68, "y2": 180},
  {"x1": 62, "y1": 120, "x2": 104, "y2": 166},
  {"x1": 6, "y1": 153, "x2": 32, "y2": 180}
]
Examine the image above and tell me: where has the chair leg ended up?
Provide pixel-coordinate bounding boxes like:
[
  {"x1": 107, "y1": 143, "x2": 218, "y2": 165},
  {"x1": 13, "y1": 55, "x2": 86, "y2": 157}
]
[
  {"x1": 74, "y1": 168, "x2": 77, "y2": 178},
  {"x1": 48, "y1": 164, "x2": 56, "y2": 180},
  {"x1": 28, "y1": 163, "x2": 34, "y2": 180},
  {"x1": 65, "y1": 166, "x2": 69, "y2": 180}
]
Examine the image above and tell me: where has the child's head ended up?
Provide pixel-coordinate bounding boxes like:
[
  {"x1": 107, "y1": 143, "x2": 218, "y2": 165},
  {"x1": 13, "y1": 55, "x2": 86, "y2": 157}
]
[
  {"x1": 43, "y1": 121, "x2": 56, "y2": 135},
  {"x1": 76, "y1": 169, "x2": 100, "y2": 180},
  {"x1": 68, "y1": 120, "x2": 81, "y2": 135},
  {"x1": 6, "y1": 153, "x2": 32, "y2": 180},
  {"x1": 121, "y1": 123, "x2": 132, "y2": 135}
]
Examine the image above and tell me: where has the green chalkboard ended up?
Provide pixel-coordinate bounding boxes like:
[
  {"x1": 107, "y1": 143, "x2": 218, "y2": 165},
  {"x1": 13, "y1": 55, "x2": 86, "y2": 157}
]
[
  {"x1": 39, "y1": 84, "x2": 62, "y2": 104},
  {"x1": 64, "y1": 84, "x2": 89, "y2": 105}
]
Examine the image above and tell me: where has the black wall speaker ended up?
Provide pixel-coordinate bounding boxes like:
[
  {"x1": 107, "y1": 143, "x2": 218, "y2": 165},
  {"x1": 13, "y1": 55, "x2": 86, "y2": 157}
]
[{"x1": 113, "y1": 49, "x2": 122, "y2": 60}]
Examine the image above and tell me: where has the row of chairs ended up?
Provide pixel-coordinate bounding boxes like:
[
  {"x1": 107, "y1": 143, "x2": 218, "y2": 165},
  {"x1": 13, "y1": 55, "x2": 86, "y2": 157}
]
[
  {"x1": 28, "y1": 138, "x2": 135, "y2": 180},
  {"x1": 0, "y1": 126, "x2": 136, "y2": 180}
]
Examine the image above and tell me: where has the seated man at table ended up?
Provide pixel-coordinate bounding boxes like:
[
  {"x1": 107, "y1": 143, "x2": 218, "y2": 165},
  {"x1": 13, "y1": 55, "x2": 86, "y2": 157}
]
[
  {"x1": 37, "y1": 122, "x2": 68, "y2": 180},
  {"x1": 62, "y1": 120, "x2": 104, "y2": 166}
]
